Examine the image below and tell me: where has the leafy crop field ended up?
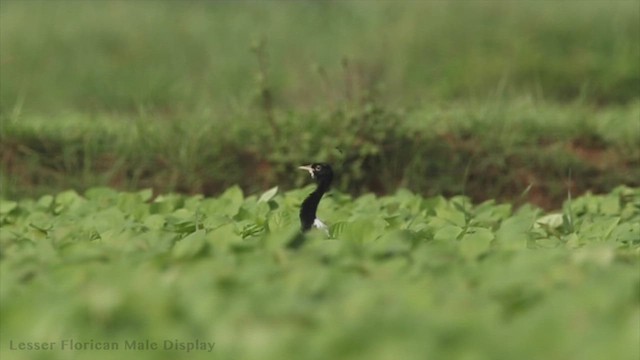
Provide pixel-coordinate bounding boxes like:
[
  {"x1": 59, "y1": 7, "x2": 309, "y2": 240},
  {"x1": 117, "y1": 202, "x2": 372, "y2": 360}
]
[
  {"x1": 1, "y1": 186, "x2": 639, "y2": 360},
  {"x1": 1, "y1": 1, "x2": 639, "y2": 359}
]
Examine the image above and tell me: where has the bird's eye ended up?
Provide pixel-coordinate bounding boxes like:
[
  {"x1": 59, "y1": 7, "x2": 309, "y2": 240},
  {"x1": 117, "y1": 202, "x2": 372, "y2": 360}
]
[{"x1": 314, "y1": 165, "x2": 322, "y2": 171}]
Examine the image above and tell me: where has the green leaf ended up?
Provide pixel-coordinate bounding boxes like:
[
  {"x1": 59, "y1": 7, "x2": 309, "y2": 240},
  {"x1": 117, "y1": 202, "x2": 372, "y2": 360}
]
[
  {"x1": 36, "y1": 195, "x2": 54, "y2": 210},
  {"x1": 341, "y1": 218, "x2": 386, "y2": 244},
  {"x1": 172, "y1": 230, "x2": 207, "y2": 259},
  {"x1": 433, "y1": 225, "x2": 463, "y2": 242},
  {"x1": 460, "y1": 227, "x2": 494, "y2": 260},
  {"x1": 258, "y1": 186, "x2": 278, "y2": 203},
  {"x1": 137, "y1": 188, "x2": 154, "y2": 202},
  {"x1": 143, "y1": 214, "x2": 166, "y2": 230},
  {"x1": 206, "y1": 222, "x2": 243, "y2": 250},
  {"x1": 609, "y1": 222, "x2": 640, "y2": 244},
  {"x1": 577, "y1": 217, "x2": 621, "y2": 243},
  {"x1": 54, "y1": 190, "x2": 84, "y2": 213},
  {"x1": 435, "y1": 206, "x2": 467, "y2": 227},
  {"x1": 0, "y1": 201, "x2": 17, "y2": 215},
  {"x1": 85, "y1": 187, "x2": 118, "y2": 203},
  {"x1": 495, "y1": 215, "x2": 533, "y2": 250},
  {"x1": 220, "y1": 186, "x2": 244, "y2": 217},
  {"x1": 535, "y1": 213, "x2": 563, "y2": 229}
]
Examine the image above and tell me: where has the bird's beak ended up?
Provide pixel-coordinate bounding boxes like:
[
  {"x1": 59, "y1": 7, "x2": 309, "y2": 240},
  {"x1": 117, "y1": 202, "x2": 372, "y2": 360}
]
[{"x1": 298, "y1": 165, "x2": 314, "y2": 178}]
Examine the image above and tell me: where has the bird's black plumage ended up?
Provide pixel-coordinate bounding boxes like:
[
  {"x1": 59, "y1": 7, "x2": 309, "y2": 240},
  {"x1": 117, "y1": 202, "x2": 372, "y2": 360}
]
[
  {"x1": 287, "y1": 163, "x2": 333, "y2": 249},
  {"x1": 299, "y1": 163, "x2": 333, "y2": 231}
]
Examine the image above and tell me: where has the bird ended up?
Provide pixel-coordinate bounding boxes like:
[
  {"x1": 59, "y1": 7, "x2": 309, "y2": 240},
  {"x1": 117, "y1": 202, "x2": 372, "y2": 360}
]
[{"x1": 286, "y1": 163, "x2": 333, "y2": 249}]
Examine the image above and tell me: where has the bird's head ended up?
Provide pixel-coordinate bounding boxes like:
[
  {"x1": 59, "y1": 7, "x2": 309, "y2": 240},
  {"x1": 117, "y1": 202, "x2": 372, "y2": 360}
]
[{"x1": 299, "y1": 163, "x2": 333, "y2": 185}]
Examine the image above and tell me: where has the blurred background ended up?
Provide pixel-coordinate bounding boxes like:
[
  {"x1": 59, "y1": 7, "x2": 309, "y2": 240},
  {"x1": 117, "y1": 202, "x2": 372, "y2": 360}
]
[{"x1": 1, "y1": 0, "x2": 639, "y2": 208}]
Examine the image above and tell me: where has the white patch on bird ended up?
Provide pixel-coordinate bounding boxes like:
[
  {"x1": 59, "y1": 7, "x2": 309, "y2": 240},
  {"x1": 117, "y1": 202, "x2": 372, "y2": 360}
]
[
  {"x1": 298, "y1": 165, "x2": 315, "y2": 178},
  {"x1": 313, "y1": 218, "x2": 330, "y2": 236}
]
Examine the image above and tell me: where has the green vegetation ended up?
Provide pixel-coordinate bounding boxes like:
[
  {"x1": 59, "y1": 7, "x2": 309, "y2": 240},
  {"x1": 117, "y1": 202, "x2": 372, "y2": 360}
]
[
  {"x1": 3, "y1": 101, "x2": 639, "y2": 208},
  {"x1": 1, "y1": 1, "x2": 638, "y2": 110},
  {"x1": 1, "y1": 1, "x2": 639, "y2": 359},
  {"x1": 1, "y1": 186, "x2": 639, "y2": 360},
  {"x1": 1, "y1": 1, "x2": 639, "y2": 206}
]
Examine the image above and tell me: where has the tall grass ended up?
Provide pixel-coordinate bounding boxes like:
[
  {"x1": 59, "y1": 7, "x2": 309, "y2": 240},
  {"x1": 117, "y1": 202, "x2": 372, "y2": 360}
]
[
  {"x1": 1, "y1": 0, "x2": 638, "y2": 205},
  {"x1": 1, "y1": 0, "x2": 638, "y2": 114},
  {"x1": 3, "y1": 101, "x2": 639, "y2": 206}
]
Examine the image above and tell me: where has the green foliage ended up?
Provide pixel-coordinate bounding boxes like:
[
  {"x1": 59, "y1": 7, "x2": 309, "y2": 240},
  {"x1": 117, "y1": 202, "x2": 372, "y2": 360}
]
[
  {"x1": 1, "y1": 186, "x2": 638, "y2": 360},
  {"x1": 3, "y1": 102, "x2": 639, "y2": 207},
  {"x1": 1, "y1": 1, "x2": 639, "y2": 206},
  {"x1": 1, "y1": 1, "x2": 638, "y2": 112},
  {"x1": 1, "y1": 2, "x2": 638, "y2": 356}
]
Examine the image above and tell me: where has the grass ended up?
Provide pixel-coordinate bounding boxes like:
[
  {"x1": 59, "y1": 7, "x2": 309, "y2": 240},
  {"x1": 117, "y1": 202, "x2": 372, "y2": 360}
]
[
  {"x1": 1, "y1": 186, "x2": 638, "y2": 360},
  {"x1": 2, "y1": 100, "x2": 639, "y2": 207},
  {"x1": 1, "y1": 2, "x2": 639, "y2": 358},
  {"x1": 1, "y1": 0, "x2": 638, "y2": 113},
  {"x1": 1, "y1": 1, "x2": 639, "y2": 206}
]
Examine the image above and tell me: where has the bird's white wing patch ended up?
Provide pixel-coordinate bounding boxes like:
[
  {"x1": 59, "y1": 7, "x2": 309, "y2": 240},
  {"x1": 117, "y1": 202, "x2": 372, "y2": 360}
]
[{"x1": 313, "y1": 218, "x2": 330, "y2": 236}]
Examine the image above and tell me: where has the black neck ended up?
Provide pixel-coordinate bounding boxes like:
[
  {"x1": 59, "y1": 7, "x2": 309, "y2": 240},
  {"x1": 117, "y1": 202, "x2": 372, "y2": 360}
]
[
  {"x1": 315, "y1": 177, "x2": 331, "y2": 194},
  {"x1": 299, "y1": 180, "x2": 331, "y2": 231}
]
